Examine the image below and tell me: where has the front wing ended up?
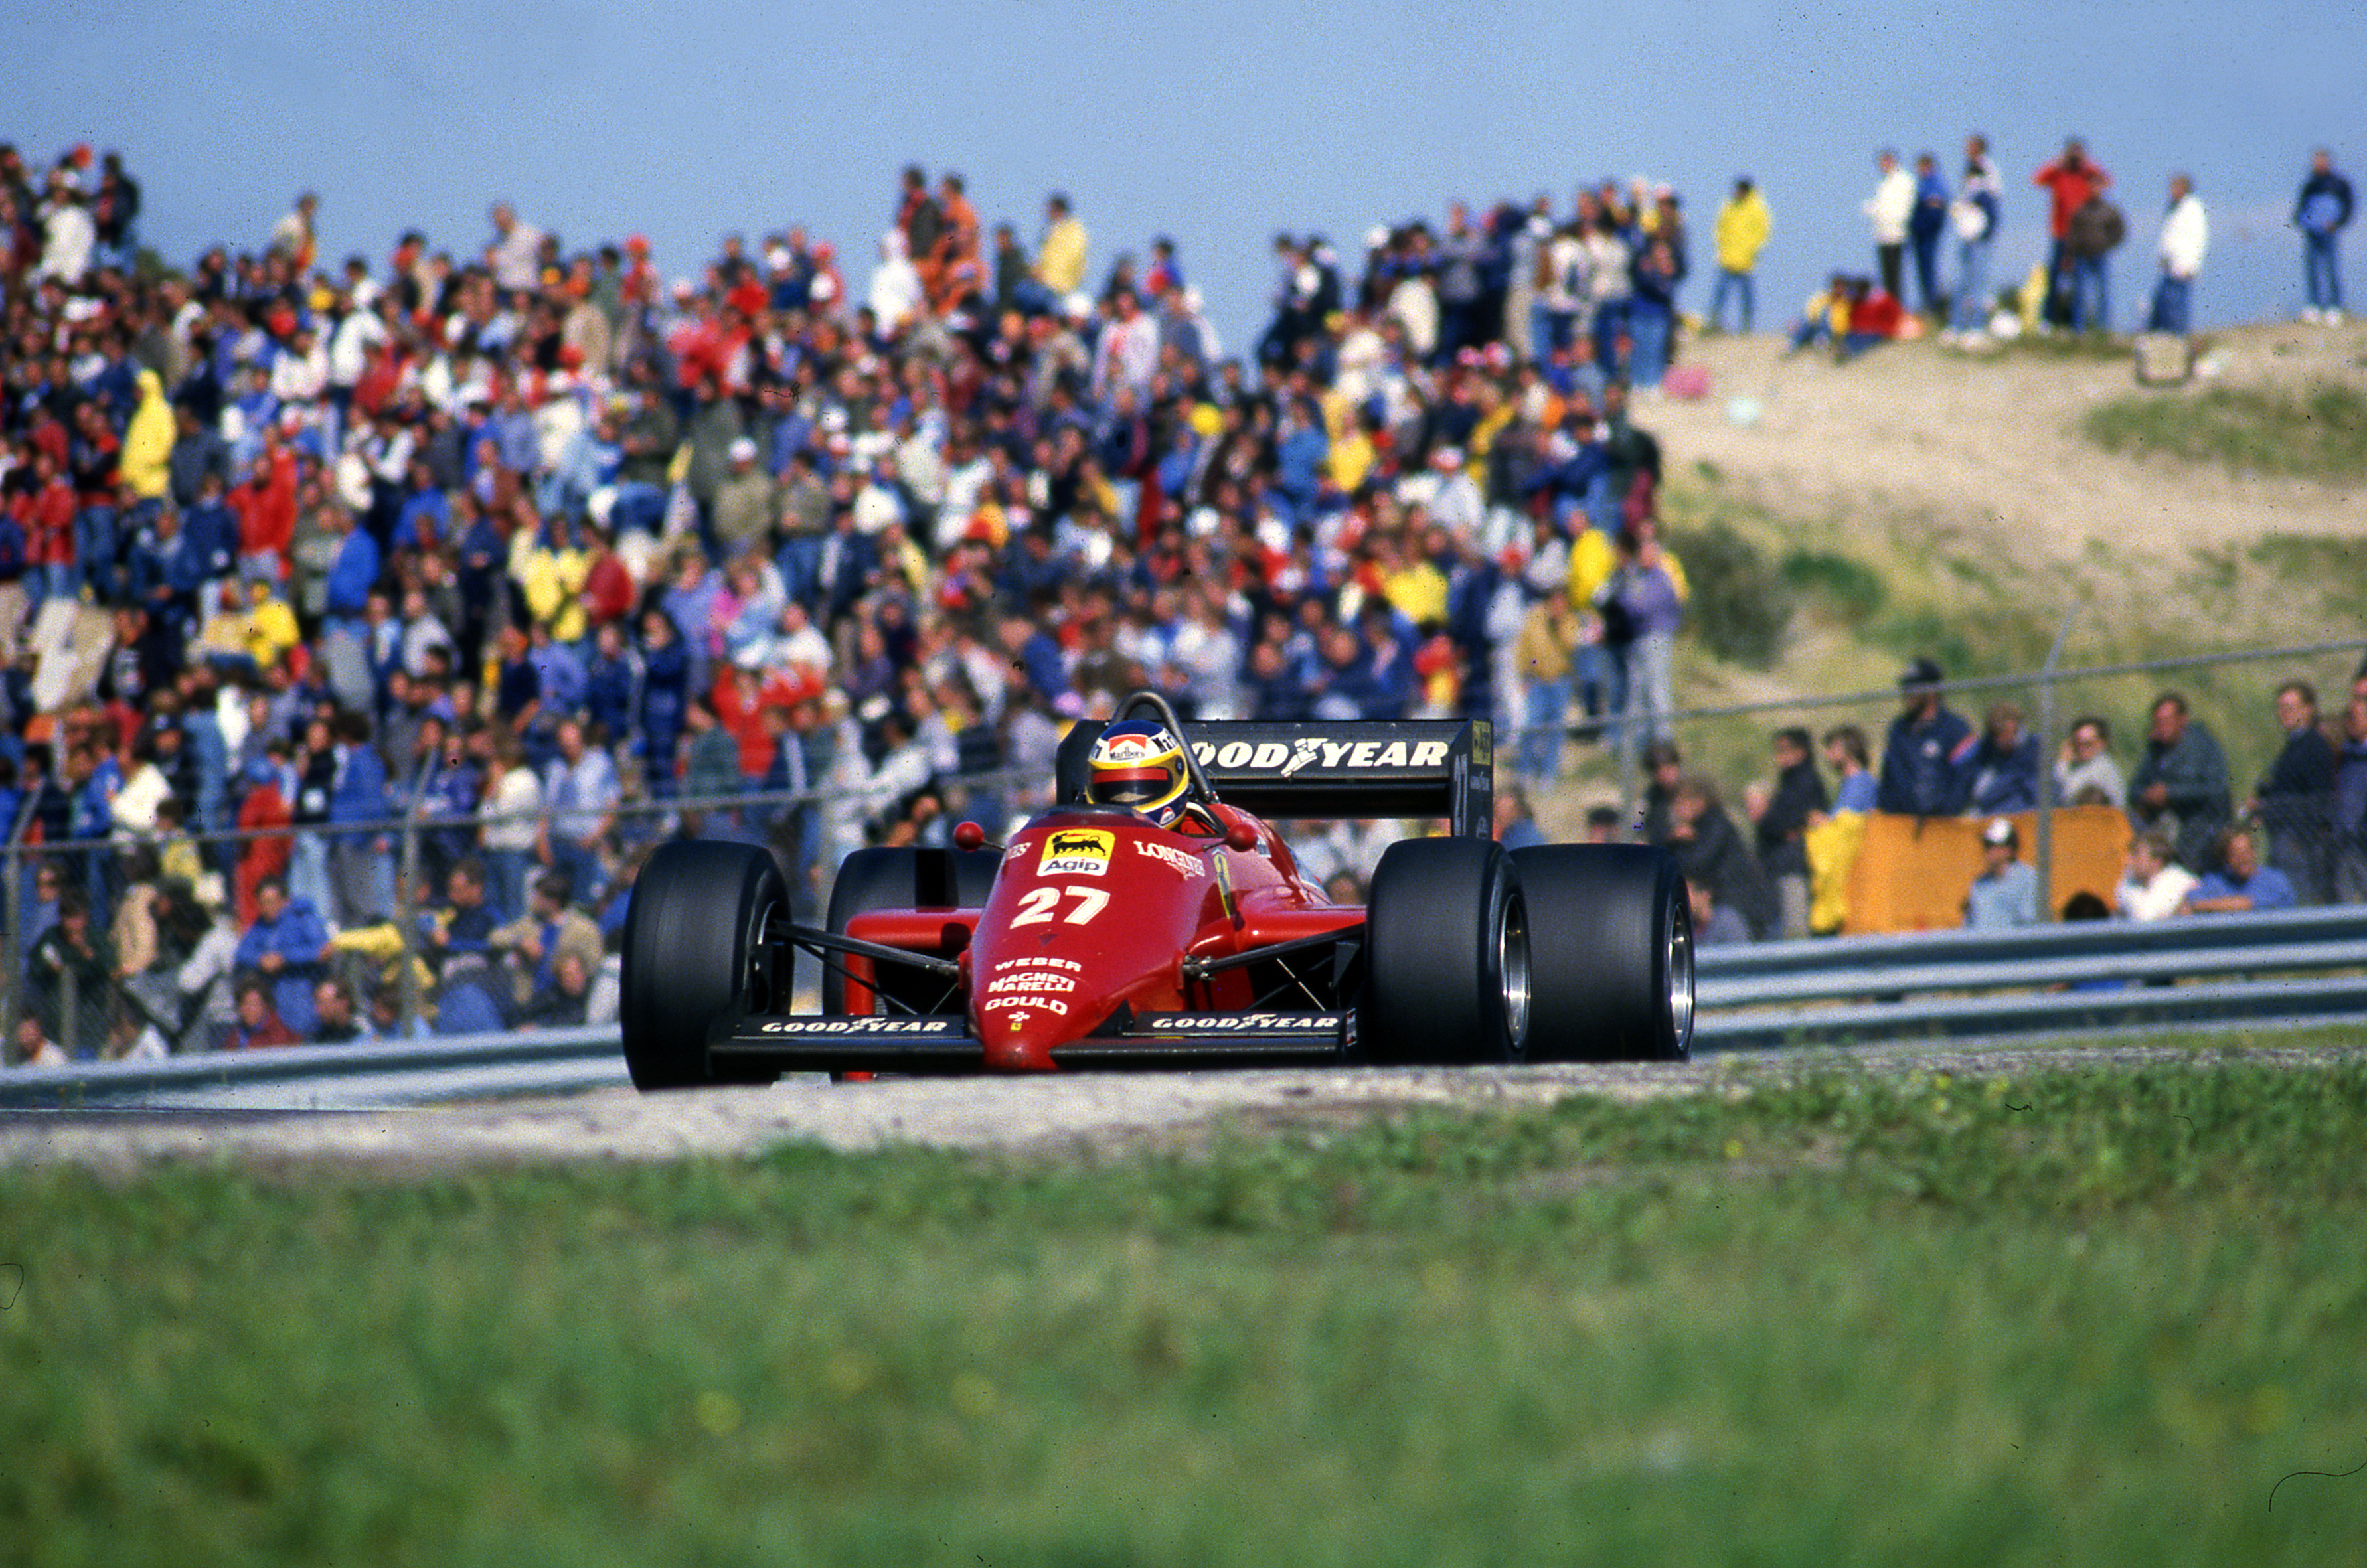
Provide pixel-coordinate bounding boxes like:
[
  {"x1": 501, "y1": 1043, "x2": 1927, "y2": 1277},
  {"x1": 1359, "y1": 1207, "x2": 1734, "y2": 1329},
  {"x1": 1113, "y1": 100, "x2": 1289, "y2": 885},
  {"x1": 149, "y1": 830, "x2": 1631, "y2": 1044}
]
[{"x1": 708, "y1": 1010, "x2": 1356, "y2": 1075}]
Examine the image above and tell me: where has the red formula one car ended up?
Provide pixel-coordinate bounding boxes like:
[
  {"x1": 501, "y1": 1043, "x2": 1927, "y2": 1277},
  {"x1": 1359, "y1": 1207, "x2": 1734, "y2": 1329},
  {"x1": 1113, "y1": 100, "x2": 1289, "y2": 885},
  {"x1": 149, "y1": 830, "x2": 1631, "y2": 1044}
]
[{"x1": 619, "y1": 692, "x2": 1692, "y2": 1087}]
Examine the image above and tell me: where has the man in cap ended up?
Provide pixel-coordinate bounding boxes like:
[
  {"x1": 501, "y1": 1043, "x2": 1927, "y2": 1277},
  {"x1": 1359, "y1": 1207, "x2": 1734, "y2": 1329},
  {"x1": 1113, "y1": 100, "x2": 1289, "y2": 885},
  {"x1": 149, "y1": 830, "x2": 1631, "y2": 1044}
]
[
  {"x1": 1964, "y1": 817, "x2": 2041, "y2": 929},
  {"x1": 712, "y1": 434, "x2": 774, "y2": 555},
  {"x1": 1876, "y1": 656, "x2": 1977, "y2": 816}
]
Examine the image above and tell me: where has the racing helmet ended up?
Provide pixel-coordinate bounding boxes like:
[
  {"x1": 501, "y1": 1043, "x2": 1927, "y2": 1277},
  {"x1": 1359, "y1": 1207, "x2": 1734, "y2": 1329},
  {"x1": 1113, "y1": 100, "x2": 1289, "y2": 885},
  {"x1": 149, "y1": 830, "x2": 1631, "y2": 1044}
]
[{"x1": 1084, "y1": 719, "x2": 1190, "y2": 826}]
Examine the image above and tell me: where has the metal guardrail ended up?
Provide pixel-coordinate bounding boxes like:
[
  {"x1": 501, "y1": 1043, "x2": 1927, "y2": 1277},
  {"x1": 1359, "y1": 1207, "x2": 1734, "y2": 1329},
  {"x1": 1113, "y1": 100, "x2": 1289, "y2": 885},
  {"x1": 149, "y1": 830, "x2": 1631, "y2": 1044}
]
[
  {"x1": 5, "y1": 907, "x2": 2364, "y2": 1108},
  {"x1": 0, "y1": 1024, "x2": 629, "y2": 1111}
]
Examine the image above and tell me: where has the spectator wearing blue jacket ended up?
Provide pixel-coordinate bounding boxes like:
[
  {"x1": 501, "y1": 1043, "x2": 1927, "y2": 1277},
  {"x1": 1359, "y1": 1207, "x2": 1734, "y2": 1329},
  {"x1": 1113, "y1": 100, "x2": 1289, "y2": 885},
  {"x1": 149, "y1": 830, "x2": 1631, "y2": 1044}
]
[
  {"x1": 2184, "y1": 824, "x2": 2296, "y2": 915},
  {"x1": 1878, "y1": 657, "x2": 1977, "y2": 816},
  {"x1": 1965, "y1": 700, "x2": 2043, "y2": 815},
  {"x1": 326, "y1": 710, "x2": 393, "y2": 925},
  {"x1": 323, "y1": 505, "x2": 381, "y2": 624},
  {"x1": 1947, "y1": 135, "x2": 2004, "y2": 342},
  {"x1": 2295, "y1": 148, "x2": 2353, "y2": 323},
  {"x1": 1908, "y1": 153, "x2": 1951, "y2": 319},
  {"x1": 234, "y1": 878, "x2": 331, "y2": 1038}
]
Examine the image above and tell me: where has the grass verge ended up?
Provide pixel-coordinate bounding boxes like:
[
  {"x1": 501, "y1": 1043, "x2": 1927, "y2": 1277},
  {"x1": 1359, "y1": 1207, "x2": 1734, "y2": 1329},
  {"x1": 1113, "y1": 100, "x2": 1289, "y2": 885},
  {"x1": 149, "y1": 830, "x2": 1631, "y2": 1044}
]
[
  {"x1": 5, "y1": 1048, "x2": 2367, "y2": 1566},
  {"x1": 2082, "y1": 383, "x2": 2367, "y2": 485}
]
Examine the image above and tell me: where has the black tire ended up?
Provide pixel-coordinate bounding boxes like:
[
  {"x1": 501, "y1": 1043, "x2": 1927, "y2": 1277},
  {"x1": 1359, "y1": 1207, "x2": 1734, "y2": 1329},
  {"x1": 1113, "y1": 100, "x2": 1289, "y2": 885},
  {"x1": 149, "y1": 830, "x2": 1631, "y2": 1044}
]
[
  {"x1": 1512, "y1": 844, "x2": 1694, "y2": 1062},
  {"x1": 820, "y1": 846, "x2": 999, "y2": 1015},
  {"x1": 621, "y1": 840, "x2": 788, "y2": 1090},
  {"x1": 1359, "y1": 837, "x2": 1530, "y2": 1065}
]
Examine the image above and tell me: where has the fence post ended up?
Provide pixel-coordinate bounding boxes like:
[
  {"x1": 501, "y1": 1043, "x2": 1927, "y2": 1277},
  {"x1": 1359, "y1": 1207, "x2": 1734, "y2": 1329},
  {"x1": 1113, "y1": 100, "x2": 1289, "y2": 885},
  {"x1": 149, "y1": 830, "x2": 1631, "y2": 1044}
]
[
  {"x1": 1, "y1": 838, "x2": 18, "y2": 1045},
  {"x1": 2034, "y1": 606, "x2": 2078, "y2": 920},
  {"x1": 398, "y1": 801, "x2": 423, "y2": 1038}
]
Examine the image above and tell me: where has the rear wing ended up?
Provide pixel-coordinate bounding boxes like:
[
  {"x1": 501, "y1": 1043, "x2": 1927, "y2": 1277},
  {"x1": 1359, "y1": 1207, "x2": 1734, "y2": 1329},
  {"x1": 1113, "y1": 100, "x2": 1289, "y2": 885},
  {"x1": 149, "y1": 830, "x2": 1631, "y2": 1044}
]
[{"x1": 1186, "y1": 720, "x2": 1495, "y2": 836}]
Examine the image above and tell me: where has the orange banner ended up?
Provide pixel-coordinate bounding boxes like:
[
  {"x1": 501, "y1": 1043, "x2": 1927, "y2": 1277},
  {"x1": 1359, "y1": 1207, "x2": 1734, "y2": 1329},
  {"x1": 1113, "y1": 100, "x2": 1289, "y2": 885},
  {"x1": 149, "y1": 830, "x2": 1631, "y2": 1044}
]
[{"x1": 1841, "y1": 807, "x2": 2131, "y2": 934}]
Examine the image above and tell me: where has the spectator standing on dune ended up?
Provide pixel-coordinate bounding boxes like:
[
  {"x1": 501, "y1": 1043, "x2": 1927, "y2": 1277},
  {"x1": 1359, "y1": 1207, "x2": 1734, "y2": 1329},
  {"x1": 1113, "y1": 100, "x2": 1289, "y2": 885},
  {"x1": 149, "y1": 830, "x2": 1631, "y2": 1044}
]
[
  {"x1": 1865, "y1": 150, "x2": 1914, "y2": 304},
  {"x1": 2034, "y1": 138, "x2": 2116, "y2": 331},
  {"x1": 2147, "y1": 174, "x2": 2209, "y2": 335},
  {"x1": 1908, "y1": 153, "x2": 1951, "y2": 321},
  {"x1": 1708, "y1": 178, "x2": 1771, "y2": 334},
  {"x1": 1944, "y1": 133, "x2": 2004, "y2": 345},
  {"x1": 2295, "y1": 148, "x2": 2352, "y2": 323}
]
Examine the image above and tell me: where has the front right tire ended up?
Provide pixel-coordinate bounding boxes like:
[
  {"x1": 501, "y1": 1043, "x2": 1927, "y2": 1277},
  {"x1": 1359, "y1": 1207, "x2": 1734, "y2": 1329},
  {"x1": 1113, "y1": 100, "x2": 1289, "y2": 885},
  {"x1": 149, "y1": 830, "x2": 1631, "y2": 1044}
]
[{"x1": 1512, "y1": 844, "x2": 1694, "y2": 1061}]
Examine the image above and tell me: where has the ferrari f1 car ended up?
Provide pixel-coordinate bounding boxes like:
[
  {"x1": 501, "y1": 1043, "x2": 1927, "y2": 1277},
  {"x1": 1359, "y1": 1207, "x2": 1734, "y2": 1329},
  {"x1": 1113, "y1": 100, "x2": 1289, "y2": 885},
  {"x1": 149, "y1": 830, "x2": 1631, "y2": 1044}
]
[{"x1": 619, "y1": 692, "x2": 1693, "y2": 1087}]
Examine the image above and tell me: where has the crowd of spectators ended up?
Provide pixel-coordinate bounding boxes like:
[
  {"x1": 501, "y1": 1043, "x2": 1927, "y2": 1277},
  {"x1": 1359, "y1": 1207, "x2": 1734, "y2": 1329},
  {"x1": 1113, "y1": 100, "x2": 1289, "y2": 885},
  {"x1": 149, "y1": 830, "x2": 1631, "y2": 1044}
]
[
  {"x1": 0, "y1": 135, "x2": 2358, "y2": 1064},
  {"x1": 1639, "y1": 657, "x2": 2367, "y2": 945},
  {"x1": 1782, "y1": 137, "x2": 2352, "y2": 354},
  {"x1": 0, "y1": 141, "x2": 1732, "y2": 1063}
]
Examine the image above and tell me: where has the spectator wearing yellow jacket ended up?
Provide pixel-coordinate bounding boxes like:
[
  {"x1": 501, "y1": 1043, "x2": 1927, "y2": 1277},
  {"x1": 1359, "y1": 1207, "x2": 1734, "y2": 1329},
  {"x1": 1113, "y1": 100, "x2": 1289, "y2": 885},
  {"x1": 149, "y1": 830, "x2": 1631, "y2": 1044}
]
[
  {"x1": 1709, "y1": 179, "x2": 1773, "y2": 333},
  {"x1": 120, "y1": 368, "x2": 175, "y2": 501}
]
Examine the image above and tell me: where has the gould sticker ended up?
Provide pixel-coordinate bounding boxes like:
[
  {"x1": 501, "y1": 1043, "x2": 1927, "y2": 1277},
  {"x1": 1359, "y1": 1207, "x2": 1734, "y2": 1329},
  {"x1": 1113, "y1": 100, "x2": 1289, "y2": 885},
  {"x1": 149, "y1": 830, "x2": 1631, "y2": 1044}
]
[{"x1": 1037, "y1": 828, "x2": 1114, "y2": 876}]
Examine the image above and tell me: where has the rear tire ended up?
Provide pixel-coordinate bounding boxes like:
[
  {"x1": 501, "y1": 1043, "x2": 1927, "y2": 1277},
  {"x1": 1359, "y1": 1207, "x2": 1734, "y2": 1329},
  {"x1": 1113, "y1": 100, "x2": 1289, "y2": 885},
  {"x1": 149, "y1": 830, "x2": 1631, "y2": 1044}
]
[
  {"x1": 621, "y1": 840, "x2": 787, "y2": 1090},
  {"x1": 1360, "y1": 837, "x2": 1530, "y2": 1065},
  {"x1": 1512, "y1": 844, "x2": 1694, "y2": 1061},
  {"x1": 821, "y1": 846, "x2": 999, "y2": 1014}
]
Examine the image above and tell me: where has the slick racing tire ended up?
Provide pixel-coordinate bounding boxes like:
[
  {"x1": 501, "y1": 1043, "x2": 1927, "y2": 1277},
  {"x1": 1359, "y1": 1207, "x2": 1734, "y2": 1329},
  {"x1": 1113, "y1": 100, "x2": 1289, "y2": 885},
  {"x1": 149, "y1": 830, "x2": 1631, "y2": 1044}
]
[
  {"x1": 1512, "y1": 844, "x2": 1694, "y2": 1062},
  {"x1": 820, "y1": 845, "x2": 1000, "y2": 1015},
  {"x1": 621, "y1": 840, "x2": 789, "y2": 1091},
  {"x1": 1360, "y1": 837, "x2": 1530, "y2": 1065}
]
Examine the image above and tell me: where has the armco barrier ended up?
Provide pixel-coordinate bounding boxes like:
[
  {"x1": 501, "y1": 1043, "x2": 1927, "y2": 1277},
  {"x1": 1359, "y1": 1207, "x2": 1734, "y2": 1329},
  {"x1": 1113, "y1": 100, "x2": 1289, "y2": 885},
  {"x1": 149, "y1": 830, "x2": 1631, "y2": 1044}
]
[
  {"x1": 0, "y1": 1024, "x2": 629, "y2": 1111},
  {"x1": 5, "y1": 907, "x2": 2364, "y2": 1109}
]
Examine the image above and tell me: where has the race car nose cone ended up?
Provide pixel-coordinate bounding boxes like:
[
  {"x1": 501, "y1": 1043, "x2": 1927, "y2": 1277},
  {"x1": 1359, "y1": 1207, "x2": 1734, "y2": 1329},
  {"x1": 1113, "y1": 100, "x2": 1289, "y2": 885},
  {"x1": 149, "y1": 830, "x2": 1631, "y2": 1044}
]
[{"x1": 979, "y1": 1017, "x2": 1060, "y2": 1073}]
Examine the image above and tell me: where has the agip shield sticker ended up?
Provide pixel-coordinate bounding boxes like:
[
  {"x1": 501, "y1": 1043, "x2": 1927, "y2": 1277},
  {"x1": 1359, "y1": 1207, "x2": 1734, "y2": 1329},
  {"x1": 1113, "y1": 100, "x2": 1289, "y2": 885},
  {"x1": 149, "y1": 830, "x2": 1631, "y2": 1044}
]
[{"x1": 1037, "y1": 828, "x2": 1115, "y2": 877}]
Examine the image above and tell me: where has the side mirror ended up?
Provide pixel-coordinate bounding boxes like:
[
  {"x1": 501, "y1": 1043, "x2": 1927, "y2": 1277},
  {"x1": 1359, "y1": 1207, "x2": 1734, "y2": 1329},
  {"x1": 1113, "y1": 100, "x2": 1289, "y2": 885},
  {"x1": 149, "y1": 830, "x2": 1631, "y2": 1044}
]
[
  {"x1": 1224, "y1": 822, "x2": 1260, "y2": 854},
  {"x1": 952, "y1": 821, "x2": 991, "y2": 852}
]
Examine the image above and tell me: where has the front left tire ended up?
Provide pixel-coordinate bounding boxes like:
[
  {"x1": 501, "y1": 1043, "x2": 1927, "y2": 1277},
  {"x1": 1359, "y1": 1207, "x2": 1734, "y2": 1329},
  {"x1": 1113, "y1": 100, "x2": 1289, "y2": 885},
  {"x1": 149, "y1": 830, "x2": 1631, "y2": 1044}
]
[{"x1": 621, "y1": 840, "x2": 787, "y2": 1090}]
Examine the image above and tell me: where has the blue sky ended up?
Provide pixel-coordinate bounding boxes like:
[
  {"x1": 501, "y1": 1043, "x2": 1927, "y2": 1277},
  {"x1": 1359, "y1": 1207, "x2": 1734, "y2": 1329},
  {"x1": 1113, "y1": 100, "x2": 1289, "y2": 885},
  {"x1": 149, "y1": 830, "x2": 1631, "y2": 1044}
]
[{"x1": 10, "y1": 0, "x2": 2362, "y2": 344}]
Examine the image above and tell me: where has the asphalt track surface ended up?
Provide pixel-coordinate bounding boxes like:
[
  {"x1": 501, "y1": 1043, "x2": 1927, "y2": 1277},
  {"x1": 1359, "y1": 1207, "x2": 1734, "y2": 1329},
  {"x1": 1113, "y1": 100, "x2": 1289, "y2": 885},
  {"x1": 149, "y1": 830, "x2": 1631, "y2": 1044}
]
[{"x1": 2, "y1": 1042, "x2": 2358, "y2": 1174}]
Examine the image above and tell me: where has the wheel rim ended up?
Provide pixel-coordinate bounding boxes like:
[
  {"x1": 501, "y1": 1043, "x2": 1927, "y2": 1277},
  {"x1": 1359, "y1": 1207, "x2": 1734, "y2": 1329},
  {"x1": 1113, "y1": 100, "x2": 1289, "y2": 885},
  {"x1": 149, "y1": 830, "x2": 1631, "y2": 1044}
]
[
  {"x1": 743, "y1": 894, "x2": 779, "y2": 1015},
  {"x1": 1665, "y1": 891, "x2": 1696, "y2": 1054},
  {"x1": 1499, "y1": 890, "x2": 1532, "y2": 1051}
]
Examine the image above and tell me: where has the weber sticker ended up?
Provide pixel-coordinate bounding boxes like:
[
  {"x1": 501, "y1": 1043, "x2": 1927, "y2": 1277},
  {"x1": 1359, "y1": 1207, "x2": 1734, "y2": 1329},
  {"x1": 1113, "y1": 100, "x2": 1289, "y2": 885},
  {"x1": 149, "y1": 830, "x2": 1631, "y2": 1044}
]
[{"x1": 1038, "y1": 828, "x2": 1114, "y2": 877}]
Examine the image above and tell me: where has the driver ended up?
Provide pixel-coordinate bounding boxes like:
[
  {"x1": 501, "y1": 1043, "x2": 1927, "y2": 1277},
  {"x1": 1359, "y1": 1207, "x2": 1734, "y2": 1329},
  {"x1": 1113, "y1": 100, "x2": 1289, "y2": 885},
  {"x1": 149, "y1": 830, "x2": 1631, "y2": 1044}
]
[{"x1": 1084, "y1": 720, "x2": 1192, "y2": 828}]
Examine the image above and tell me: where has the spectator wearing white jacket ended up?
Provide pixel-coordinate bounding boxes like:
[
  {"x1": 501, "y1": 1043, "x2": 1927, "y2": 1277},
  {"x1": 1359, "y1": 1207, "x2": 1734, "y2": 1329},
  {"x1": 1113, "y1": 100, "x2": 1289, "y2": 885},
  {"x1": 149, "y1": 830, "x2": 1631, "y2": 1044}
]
[
  {"x1": 1865, "y1": 150, "x2": 1916, "y2": 301},
  {"x1": 2148, "y1": 174, "x2": 2209, "y2": 335}
]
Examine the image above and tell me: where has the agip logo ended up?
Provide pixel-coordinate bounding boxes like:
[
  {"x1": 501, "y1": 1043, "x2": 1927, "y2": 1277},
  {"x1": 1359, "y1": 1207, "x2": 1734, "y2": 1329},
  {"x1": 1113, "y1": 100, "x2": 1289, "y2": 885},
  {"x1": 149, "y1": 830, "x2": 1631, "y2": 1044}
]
[{"x1": 1037, "y1": 828, "x2": 1114, "y2": 877}]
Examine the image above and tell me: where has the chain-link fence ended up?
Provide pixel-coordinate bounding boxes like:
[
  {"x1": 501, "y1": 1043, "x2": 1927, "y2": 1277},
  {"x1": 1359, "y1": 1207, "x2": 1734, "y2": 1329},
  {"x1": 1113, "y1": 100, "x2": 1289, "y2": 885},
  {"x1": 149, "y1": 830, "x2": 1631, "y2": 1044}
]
[
  {"x1": 1510, "y1": 635, "x2": 2367, "y2": 938},
  {"x1": 6, "y1": 635, "x2": 2361, "y2": 1065}
]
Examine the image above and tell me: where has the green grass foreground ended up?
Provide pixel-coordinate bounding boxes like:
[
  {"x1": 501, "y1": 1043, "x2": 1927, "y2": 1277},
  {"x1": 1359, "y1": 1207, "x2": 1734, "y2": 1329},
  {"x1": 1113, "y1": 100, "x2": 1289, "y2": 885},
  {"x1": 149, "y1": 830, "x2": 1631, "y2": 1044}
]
[{"x1": 5, "y1": 1051, "x2": 2367, "y2": 1567}]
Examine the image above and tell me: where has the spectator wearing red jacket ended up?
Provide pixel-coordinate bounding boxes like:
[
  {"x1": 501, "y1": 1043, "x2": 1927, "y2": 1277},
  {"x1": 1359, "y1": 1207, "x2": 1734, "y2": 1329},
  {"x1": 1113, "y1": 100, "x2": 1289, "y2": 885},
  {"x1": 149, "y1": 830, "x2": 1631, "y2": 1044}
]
[
  {"x1": 230, "y1": 441, "x2": 296, "y2": 584},
  {"x1": 25, "y1": 447, "x2": 77, "y2": 607}
]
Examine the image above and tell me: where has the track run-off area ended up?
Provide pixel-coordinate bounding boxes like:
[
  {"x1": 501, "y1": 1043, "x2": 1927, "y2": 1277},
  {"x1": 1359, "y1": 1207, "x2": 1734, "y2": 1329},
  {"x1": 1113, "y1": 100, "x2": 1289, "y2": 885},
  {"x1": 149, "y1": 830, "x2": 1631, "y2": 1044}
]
[{"x1": 4, "y1": 1039, "x2": 2360, "y2": 1174}]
